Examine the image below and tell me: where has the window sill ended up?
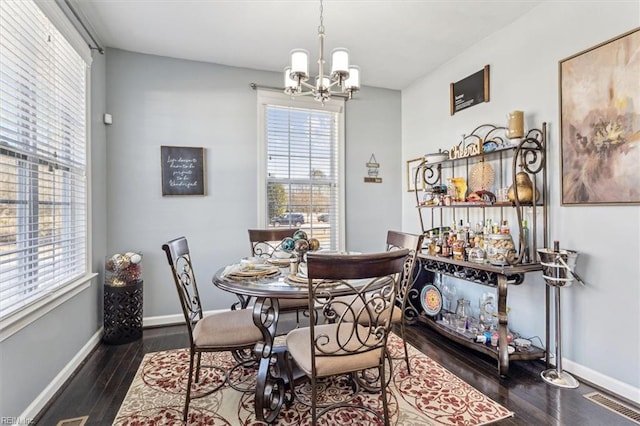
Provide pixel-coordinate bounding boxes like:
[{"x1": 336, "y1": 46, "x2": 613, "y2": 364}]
[{"x1": 0, "y1": 273, "x2": 98, "y2": 342}]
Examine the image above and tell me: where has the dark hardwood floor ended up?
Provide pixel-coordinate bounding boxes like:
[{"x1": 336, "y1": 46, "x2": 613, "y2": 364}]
[{"x1": 35, "y1": 322, "x2": 637, "y2": 425}]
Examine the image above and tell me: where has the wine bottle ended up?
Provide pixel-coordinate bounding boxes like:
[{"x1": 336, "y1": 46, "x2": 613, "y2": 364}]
[{"x1": 521, "y1": 220, "x2": 530, "y2": 263}]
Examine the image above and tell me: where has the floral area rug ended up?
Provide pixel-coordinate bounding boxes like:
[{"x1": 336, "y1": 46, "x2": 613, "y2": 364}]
[{"x1": 113, "y1": 334, "x2": 513, "y2": 425}]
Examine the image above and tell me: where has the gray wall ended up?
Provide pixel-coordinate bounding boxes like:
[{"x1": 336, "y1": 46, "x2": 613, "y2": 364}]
[
  {"x1": 402, "y1": 1, "x2": 639, "y2": 402},
  {"x1": 104, "y1": 49, "x2": 402, "y2": 318},
  {"x1": 345, "y1": 87, "x2": 403, "y2": 252}
]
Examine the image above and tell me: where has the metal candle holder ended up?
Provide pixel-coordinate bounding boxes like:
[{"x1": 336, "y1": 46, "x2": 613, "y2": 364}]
[{"x1": 537, "y1": 246, "x2": 583, "y2": 388}]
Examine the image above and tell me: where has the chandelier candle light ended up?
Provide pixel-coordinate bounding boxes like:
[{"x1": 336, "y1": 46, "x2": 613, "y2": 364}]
[{"x1": 284, "y1": 0, "x2": 360, "y2": 103}]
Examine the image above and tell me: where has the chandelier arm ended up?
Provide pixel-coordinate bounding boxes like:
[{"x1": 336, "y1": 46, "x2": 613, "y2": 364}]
[
  {"x1": 325, "y1": 79, "x2": 343, "y2": 90},
  {"x1": 299, "y1": 80, "x2": 317, "y2": 91}
]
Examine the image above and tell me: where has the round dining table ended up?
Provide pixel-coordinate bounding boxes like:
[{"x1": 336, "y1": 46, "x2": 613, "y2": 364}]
[
  {"x1": 212, "y1": 266, "x2": 311, "y2": 423},
  {"x1": 212, "y1": 264, "x2": 374, "y2": 423}
]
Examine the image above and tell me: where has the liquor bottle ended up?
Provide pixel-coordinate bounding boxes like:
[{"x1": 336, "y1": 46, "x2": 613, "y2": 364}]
[
  {"x1": 441, "y1": 232, "x2": 451, "y2": 257},
  {"x1": 426, "y1": 231, "x2": 435, "y2": 256},
  {"x1": 457, "y1": 220, "x2": 464, "y2": 240},
  {"x1": 484, "y1": 219, "x2": 492, "y2": 236},
  {"x1": 463, "y1": 230, "x2": 471, "y2": 261},
  {"x1": 452, "y1": 232, "x2": 465, "y2": 261},
  {"x1": 500, "y1": 220, "x2": 510, "y2": 235},
  {"x1": 434, "y1": 228, "x2": 443, "y2": 257},
  {"x1": 521, "y1": 220, "x2": 530, "y2": 263}
]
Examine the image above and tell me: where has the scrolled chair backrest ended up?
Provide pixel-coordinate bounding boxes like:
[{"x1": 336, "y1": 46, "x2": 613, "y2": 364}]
[
  {"x1": 305, "y1": 249, "x2": 410, "y2": 356},
  {"x1": 385, "y1": 230, "x2": 424, "y2": 317},
  {"x1": 248, "y1": 228, "x2": 298, "y2": 258},
  {"x1": 162, "y1": 237, "x2": 203, "y2": 344}
]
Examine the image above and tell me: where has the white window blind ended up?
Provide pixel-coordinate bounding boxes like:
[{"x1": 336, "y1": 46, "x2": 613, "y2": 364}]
[
  {"x1": 0, "y1": 0, "x2": 88, "y2": 321},
  {"x1": 259, "y1": 92, "x2": 344, "y2": 251}
]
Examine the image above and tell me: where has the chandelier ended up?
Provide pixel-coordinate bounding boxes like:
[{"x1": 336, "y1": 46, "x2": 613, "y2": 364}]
[{"x1": 284, "y1": 0, "x2": 360, "y2": 103}]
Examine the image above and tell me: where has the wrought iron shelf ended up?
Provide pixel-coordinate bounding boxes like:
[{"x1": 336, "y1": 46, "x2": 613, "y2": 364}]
[
  {"x1": 417, "y1": 253, "x2": 542, "y2": 287},
  {"x1": 411, "y1": 121, "x2": 549, "y2": 377},
  {"x1": 416, "y1": 201, "x2": 543, "y2": 209},
  {"x1": 416, "y1": 314, "x2": 546, "y2": 364}
]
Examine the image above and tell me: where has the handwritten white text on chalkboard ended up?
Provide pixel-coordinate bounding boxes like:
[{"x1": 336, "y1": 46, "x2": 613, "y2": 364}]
[{"x1": 167, "y1": 156, "x2": 199, "y2": 188}]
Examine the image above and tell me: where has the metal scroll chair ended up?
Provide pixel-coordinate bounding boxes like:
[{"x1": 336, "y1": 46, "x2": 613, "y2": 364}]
[
  {"x1": 246, "y1": 229, "x2": 309, "y2": 325},
  {"x1": 385, "y1": 230, "x2": 424, "y2": 374},
  {"x1": 162, "y1": 237, "x2": 262, "y2": 423},
  {"x1": 331, "y1": 231, "x2": 423, "y2": 374},
  {"x1": 285, "y1": 249, "x2": 409, "y2": 426}
]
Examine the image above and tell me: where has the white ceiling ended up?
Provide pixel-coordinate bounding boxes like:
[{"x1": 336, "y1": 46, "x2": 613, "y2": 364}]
[{"x1": 70, "y1": 0, "x2": 544, "y2": 90}]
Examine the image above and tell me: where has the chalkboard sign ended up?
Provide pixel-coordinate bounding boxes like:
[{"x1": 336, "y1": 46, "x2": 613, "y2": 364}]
[
  {"x1": 450, "y1": 65, "x2": 490, "y2": 115},
  {"x1": 161, "y1": 146, "x2": 205, "y2": 196}
]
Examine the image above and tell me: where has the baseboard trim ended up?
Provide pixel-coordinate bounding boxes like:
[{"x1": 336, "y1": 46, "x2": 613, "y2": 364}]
[
  {"x1": 143, "y1": 313, "x2": 185, "y2": 328},
  {"x1": 563, "y1": 358, "x2": 640, "y2": 406},
  {"x1": 22, "y1": 328, "x2": 103, "y2": 422},
  {"x1": 142, "y1": 310, "x2": 225, "y2": 328}
]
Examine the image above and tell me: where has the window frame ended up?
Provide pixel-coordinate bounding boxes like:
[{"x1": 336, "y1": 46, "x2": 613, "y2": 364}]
[
  {"x1": 0, "y1": 0, "x2": 95, "y2": 341},
  {"x1": 256, "y1": 90, "x2": 346, "y2": 251}
]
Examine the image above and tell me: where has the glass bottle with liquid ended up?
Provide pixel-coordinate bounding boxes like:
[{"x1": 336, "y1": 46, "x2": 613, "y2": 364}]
[{"x1": 521, "y1": 220, "x2": 530, "y2": 263}]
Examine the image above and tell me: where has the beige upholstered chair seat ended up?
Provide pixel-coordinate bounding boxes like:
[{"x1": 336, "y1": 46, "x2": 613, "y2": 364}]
[
  {"x1": 193, "y1": 310, "x2": 263, "y2": 348},
  {"x1": 286, "y1": 323, "x2": 383, "y2": 377},
  {"x1": 277, "y1": 298, "x2": 308, "y2": 310}
]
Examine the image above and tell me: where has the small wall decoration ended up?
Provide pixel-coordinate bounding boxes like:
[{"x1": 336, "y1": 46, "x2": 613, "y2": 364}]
[
  {"x1": 364, "y1": 153, "x2": 382, "y2": 183},
  {"x1": 450, "y1": 65, "x2": 490, "y2": 115},
  {"x1": 406, "y1": 157, "x2": 424, "y2": 192},
  {"x1": 161, "y1": 146, "x2": 206, "y2": 196},
  {"x1": 560, "y1": 28, "x2": 640, "y2": 205}
]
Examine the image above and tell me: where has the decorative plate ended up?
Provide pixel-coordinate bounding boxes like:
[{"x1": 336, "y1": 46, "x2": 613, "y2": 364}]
[
  {"x1": 420, "y1": 284, "x2": 443, "y2": 316},
  {"x1": 284, "y1": 274, "x2": 340, "y2": 288},
  {"x1": 266, "y1": 258, "x2": 291, "y2": 267},
  {"x1": 482, "y1": 141, "x2": 498, "y2": 153},
  {"x1": 469, "y1": 161, "x2": 495, "y2": 191},
  {"x1": 226, "y1": 266, "x2": 280, "y2": 280}
]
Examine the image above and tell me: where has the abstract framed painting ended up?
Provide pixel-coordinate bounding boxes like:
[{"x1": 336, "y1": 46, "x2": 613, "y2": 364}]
[{"x1": 559, "y1": 28, "x2": 640, "y2": 205}]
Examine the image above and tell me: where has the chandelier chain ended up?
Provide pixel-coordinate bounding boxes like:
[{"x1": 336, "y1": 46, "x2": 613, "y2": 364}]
[{"x1": 318, "y1": 0, "x2": 324, "y2": 34}]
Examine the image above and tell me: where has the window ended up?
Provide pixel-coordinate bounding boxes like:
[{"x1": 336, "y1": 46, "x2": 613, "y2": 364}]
[
  {"x1": 0, "y1": 0, "x2": 90, "y2": 325},
  {"x1": 257, "y1": 91, "x2": 345, "y2": 251}
]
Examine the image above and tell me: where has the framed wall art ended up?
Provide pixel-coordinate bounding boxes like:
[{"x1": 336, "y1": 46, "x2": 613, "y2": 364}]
[
  {"x1": 559, "y1": 28, "x2": 640, "y2": 205},
  {"x1": 406, "y1": 157, "x2": 425, "y2": 192},
  {"x1": 161, "y1": 146, "x2": 206, "y2": 196},
  {"x1": 450, "y1": 65, "x2": 490, "y2": 115}
]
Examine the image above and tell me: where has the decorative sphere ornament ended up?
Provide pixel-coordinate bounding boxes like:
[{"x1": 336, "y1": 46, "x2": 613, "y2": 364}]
[
  {"x1": 294, "y1": 239, "x2": 309, "y2": 253},
  {"x1": 111, "y1": 276, "x2": 125, "y2": 287},
  {"x1": 281, "y1": 237, "x2": 295, "y2": 253},
  {"x1": 308, "y1": 238, "x2": 320, "y2": 251},
  {"x1": 111, "y1": 253, "x2": 130, "y2": 271},
  {"x1": 293, "y1": 230, "x2": 308, "y2": 241},
  {"x1": 105, "y1": 259, "x2": 115, "y2": 272},
  {"x1": 126, "y1": 252, "x2": 142, "y2": 264}
]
